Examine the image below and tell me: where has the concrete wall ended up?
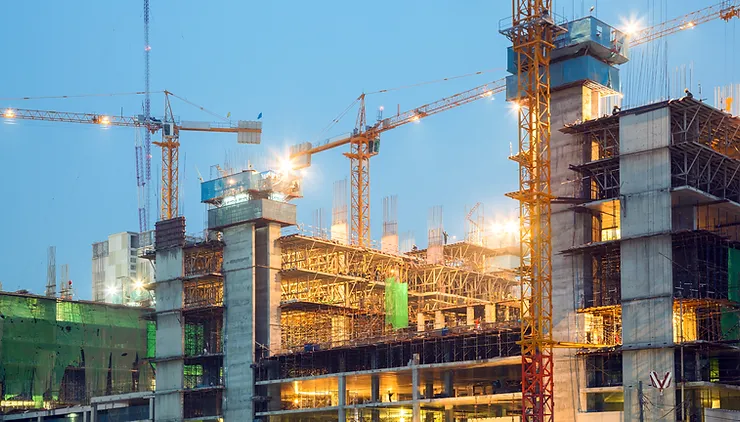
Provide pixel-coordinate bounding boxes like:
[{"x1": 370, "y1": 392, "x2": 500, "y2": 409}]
[
  {"x1": 255, "y1": 223, "x2": 282, "y2": 356},
  {"x1": 619, "y1": 106, "x2": 676, "y2": 421},
  {"x1": 551, "y1": 85, "x2": 595, "y2": 421},
  {"x1": 222, "y1": 223, "x2": 256, "y2": 420},
  {"x1": 154, "y1": 248, "x2": 184, "y2": 421}
]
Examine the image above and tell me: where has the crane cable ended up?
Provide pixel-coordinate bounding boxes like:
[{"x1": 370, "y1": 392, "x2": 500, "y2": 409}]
[
  {"x1": 0, "y1": 90, "x2": 163, "y2": 102},
  {"x1": 1, "y1": 89, "x2": 233, "y2": 123},
  {"x1": 165, "y1": 91, "x2": 231, "y2": 122},
  {"x1": 313, "y1": 67, "x2": 505, "y2": 142},
  {"x1": 365, "y1": 67, "x2": 504, "y2": 95}
]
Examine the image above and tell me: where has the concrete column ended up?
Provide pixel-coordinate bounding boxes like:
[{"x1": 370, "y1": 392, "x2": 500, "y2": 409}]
[
  {"x1": 434, "y1": 311, "x2": 445, "y2": 329},
  {"x1": 484, "y1": 304, "x2": 495, "y2": 323},
  {"x1": 154, "y1": 245, "x2": 184, "y2": 422},
  {"x1": 412, "y1": 366, "x2": 421, "y2": 422},
  {"x1": 371, "y1": 374, "x2": 380, "y2": 402},
  {"x1": 466, "y1": 307, "x2": 475, "y2": 326},
  {"x1": 425, "y1": 379, "x2": 434, "y2": 399},
  {"x1": 417, "y1": 312, "x2": 425, "y2": 332},
  {"x1": 331, "y1": 222, "x2": 348, "y2": 245},
  {"x1": 222, "y1": 222, "x2": 256, "y2": 421},
  {"x1": 338, "y1": 375, "x2": 347, "y2": 422},
  {"x1": 371, "y1": 373, "x2": 380, "y2": 422},
  {"x1": 91, "y1": 404, "x2": 97, "y2": 422},
  {"x1": 255, "y1": 223, "x2": 283, "y2": 357},
  {"x1": 443, "y1": 371, "x2": 453, "y2": 397},
  {"x1": 549, "y1": 86, "x2": 597, "y2": 422},
  {"x1": 444, "y1": 405, "x2": 454, "y2": 422},
  {"x1": 619, "y1": 107, "x2": 676, "y2": 422},
  {"x1": 382, "y1": 233, "x2": 399, "y2": 254}
]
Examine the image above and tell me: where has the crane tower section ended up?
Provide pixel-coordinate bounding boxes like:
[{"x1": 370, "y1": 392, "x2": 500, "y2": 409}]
[
  {"x1": 500, "y1": 2, "x2": 561, "y2": 421},
  {"x1": 502, "y1": 8, "x2": 630, "y2": 422}
]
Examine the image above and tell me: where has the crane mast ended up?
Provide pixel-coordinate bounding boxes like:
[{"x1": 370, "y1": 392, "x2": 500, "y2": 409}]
[
  {"x1": 501, "y1": 1, "x2": 559, "y2": 421},
  {"x1": 141, "y1": 0, "x2": 152, "y2": 231},
  {"x1": 345, "y1": 95, "x2": 373, "y2": 246},
  {"x1": 155, "y1": 94, "x2": 180, "y2": 220}
]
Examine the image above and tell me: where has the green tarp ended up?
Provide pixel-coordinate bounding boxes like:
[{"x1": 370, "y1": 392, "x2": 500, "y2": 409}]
[
  {"x1": 0, "y1": 293, "x2": 152, "y2": 410},
  {"x1": 722, "y1": 248, "x2": 740, "y2": 340},
  {"x1": 384, "y1": 277, "x2": 409, "y2": 330}
]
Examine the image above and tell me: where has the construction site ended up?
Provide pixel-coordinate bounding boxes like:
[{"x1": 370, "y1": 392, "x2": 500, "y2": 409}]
[{"x1": 3, "y1": 1, "x2": 740, "y2": 422}]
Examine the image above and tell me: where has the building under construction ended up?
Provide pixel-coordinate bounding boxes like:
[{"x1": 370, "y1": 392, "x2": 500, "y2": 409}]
[
  {"x1": 145, "y1": 164, "x2": 524, "y2": 422},
  {"x1": 0, "y1": 291, "x2": 154, "y2": 419},
  {"x1": 144, "y1": 14, "x2": 740, "y2": 422},
  {"x1": 5, "y1": 6, "x2": 740, "y2": 422}
]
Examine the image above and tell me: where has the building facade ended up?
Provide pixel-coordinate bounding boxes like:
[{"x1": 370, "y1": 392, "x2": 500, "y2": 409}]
[{"x1": 92, "y1": 231, "x2": 154, "y2": 305}]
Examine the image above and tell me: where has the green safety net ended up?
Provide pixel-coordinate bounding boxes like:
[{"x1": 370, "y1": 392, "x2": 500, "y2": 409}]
[
  {"x1": 722, "y1": 248, "x2": 740, "y2": 340},
  {"x1": 0, "y1": 293, "x2": 152, "y2": 411},
  {"x1": 184, "y1": 323, "x2": 205, "y2": 356},
  {"x1": 384, "y1": 277, "x2": 409, "y2": 330},
  {"x1": 146, "y1": 321, "x2": 157, "y2": 359}
]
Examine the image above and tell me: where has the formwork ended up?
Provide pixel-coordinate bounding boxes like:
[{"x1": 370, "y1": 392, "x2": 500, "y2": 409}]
[{"x1": 0, "y1": 292, "x2": 153, "y2": 414}]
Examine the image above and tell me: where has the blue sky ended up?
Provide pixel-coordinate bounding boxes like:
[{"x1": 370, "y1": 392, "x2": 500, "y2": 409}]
[{"x1": 0, "y1": 0, "x2": 736, "y2": 299}]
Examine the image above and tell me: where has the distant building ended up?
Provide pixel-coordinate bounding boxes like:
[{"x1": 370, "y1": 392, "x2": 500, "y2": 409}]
[{"x1": 91, "y1": 231, "x2": 154, "y2": 305}]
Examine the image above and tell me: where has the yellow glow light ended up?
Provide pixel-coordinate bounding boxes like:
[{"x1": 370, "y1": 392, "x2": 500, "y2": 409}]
[
  {"x1": 133, "y1": 279, "x2": 145, "y2": 290},
  {"x1": 100, "y1": 115, "x2": 111, "y2": 126},
  {"x1": 619, "y1": 15, "x2": 645, "y2": 38},
  {"x1": 279, "y1": 158, "x2": 294, "y2": 175},
  {"x1": 410, "y1": 115, "x2": 420, "y2": 123},
  {"x1": 503, "y1": 219, "x2": 519, "y2": 235},
  {"x1": 3, "y1": 108, "x2": 15, "y2": 118},
  {"x1": 622, "y1": 20, "x2": 641, "y2": 36}
]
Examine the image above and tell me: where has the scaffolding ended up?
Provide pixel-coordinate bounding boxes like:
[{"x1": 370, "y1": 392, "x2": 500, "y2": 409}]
[{"x1": 277, "y1": 234, "x2": 520, "y2": 353}]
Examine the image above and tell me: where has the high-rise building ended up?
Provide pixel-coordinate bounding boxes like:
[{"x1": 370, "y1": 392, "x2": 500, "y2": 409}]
[{"x1": 91, "y1": 231, "x2": 154, "y2": 305}]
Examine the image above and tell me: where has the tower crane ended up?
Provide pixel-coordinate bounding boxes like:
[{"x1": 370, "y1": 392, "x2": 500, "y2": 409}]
[
  {"x1": 497, "y1": 1, "x2": 740, "y2": 421},
  {"x1": 289, "y1": 79, "x2": 506, "y2": 247},
  {"x1": 500, "y1": 2, "x2": 560, "y2": 421},
  {"x1": 286, "y1": 0, "x2": 740, "y2": 249},
  {"x1": 1, "y1": 91, "x2": 262, "y2": 221}
]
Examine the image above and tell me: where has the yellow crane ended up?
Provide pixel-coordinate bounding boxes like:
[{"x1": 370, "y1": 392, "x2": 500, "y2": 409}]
[
  {"x1": 288, "y1": 79, "x2": 506, "y2": 246},
  {"x1": 498, "y1": 1, "x2": 740, "y2": 421},
  {"x1": 1, "y1": 91, "x2": 262, "y2": 221}
]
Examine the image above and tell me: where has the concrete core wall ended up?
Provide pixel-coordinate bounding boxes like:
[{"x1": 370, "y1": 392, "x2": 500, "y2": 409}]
[
  {"x1": 222, "y1": 223, "x2": 256, "y2": 420},
  {"x1": 619, "y1": 107, "x2": 676, "y2": 421},
  {"x1": 551, "y1": 85, "x2": 596, "y2": 421},
  {"x1": 154, "y1": 248, "x2": 184, "y2": 422},
  {"x1": 255, "y1": 223, "x2": 282, "y2": 356}
]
